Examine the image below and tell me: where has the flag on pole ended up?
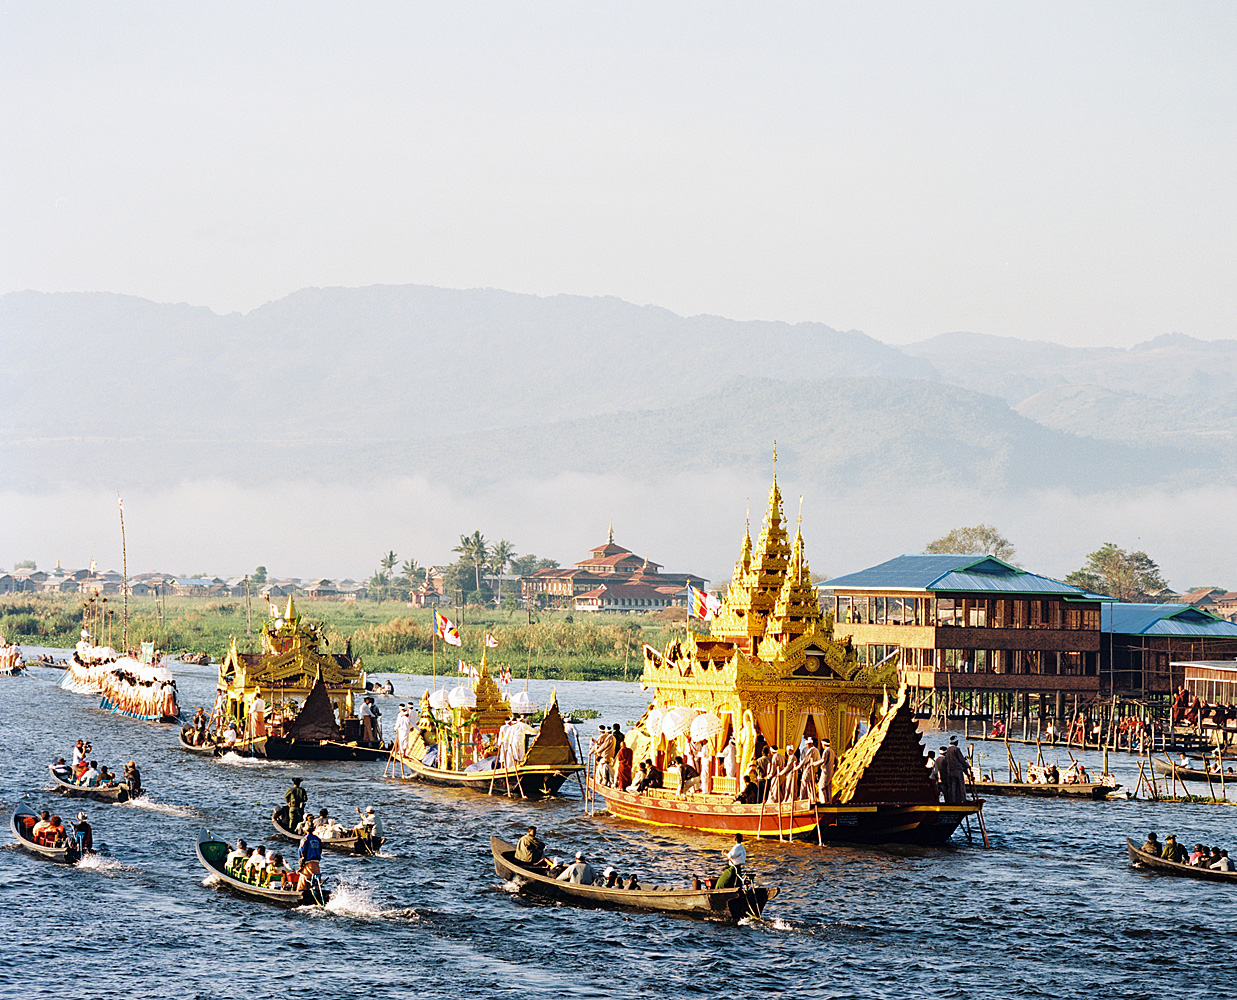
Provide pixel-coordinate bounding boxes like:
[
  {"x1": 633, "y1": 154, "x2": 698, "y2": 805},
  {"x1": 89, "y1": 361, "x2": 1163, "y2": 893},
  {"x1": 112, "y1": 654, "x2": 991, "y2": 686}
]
[
  {"x1": 435, "y1": 611, "x2": 462, "y2": 646},
  {"x1": 469, "y1": 665, "x2": 479, "y2": 680},
  {"x1": 484, "y1": 632, "x2": 499, "y2": 648},
  {"x1": 689, "y1": 586, "x2": 722, "y2": 621},
  {"x1": 499, "y1": 667, "x2": 512, "y2": 685},
  {"x1": 458, "y1": 659, "x2": 468, "y2": 674}
]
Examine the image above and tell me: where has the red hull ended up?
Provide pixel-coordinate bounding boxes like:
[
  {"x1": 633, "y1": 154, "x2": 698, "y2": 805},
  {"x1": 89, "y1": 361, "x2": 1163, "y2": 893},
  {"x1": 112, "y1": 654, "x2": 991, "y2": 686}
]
[{"x1": 590, "y1": 780, "x2": 981, "y2": 846}]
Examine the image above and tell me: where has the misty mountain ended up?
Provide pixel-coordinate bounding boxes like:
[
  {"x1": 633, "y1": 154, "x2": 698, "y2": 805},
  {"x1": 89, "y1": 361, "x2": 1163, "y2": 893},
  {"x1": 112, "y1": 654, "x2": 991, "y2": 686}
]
[
  {"x1": 905, "y1": 331, "x2": 1237, "y2": 443},
  {"x1": 1, "y1": 286, "x2": 930, "y2": 443}
]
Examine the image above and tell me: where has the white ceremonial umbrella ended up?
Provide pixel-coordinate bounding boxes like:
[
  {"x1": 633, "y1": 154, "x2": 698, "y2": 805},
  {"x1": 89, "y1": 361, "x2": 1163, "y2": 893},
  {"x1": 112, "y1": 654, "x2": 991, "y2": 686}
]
[
  {"x1": 509, "y1": 690, "x2": 539, "y2": 714},
  {"x1": 643, "y1": 707, "x2": 665, "y2": 738},
  {"x1": 429, "y1": 689, "x2": 450, "y2": 711},
  {"x1": 661, "y1": 706, "x2": 698, "y2": 741},
  {"x1": 689, "y1": 712, "x2": 725, "y2": 742},
  {"x1": 447, "y1": 684, "x2": 477, "y2": 709}
]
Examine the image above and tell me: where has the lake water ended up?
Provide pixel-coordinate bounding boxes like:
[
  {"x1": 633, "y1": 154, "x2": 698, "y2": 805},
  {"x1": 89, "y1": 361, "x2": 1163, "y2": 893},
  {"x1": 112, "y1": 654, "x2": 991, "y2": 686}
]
[{"x1": 2, "y1": 654, "x2": 1230, "y2": 999}]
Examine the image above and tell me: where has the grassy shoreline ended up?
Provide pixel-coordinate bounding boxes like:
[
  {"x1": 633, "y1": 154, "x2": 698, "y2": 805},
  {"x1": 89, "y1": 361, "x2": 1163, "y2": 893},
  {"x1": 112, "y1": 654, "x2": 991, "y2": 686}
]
[{"x1": 1, "y1": 594, "x2": 684, "y2": 682}]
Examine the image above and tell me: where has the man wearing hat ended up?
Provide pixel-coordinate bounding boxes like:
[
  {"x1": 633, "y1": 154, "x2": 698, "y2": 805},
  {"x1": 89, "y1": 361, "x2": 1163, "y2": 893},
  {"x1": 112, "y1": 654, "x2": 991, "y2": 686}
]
[
  {"x1": 123, "y1": 760, "x2": 142, "y2": 798},
  {"x1": 817, "y1": 738, "x2": 836, "y2": 805},
  {"x1": 72, "y1": 811, "x2": 92, "y2": 853},
  {"x1": 285, "y1": 777, "x2": 307, "y2": 831},
  {"x1": 1161, "y1": 834, "x2": 1187, "y2": 863},
  {"x1": 394, "y1": 704, "x2": 412, "y2": 755},
  {"x1": 354, "y1": 805, "x2": 384, "y2": 848},
  {"x1": 940, "y1": 737, "x2": 971, "y2": 804},
  {"x1": 556, "y1": 850, "x2": 596, "y2": 885}
]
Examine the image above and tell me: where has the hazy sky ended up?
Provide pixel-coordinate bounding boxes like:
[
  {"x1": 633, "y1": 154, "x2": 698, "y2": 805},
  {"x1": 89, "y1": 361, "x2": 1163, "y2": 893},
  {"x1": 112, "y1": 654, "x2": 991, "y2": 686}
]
[{"x1": 3, "y1": 3, "x2": 1234, "y2": 347}]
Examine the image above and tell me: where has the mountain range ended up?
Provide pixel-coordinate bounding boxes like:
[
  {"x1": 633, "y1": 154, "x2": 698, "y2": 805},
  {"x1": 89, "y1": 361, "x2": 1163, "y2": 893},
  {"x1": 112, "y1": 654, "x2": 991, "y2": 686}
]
[{"x1": 3, "y1": 284, "x2": 1233, "y2": 494}]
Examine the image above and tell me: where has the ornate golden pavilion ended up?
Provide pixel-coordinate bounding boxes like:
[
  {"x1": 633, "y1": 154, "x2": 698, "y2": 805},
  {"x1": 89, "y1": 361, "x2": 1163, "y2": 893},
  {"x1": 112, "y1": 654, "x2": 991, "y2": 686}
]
[
  {"x1": 217, "y1": 595, "x2": 368, "y2": 734},
  {"x1": 640, "y1": 474, "x2": 900, "y2": 782}
]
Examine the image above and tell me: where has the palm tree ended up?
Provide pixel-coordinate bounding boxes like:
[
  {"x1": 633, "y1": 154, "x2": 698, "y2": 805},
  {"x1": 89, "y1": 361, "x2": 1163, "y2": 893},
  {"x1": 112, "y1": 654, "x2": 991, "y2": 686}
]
[
  {"x1": 453, "y1": 531, "x2": 489, "y2": 594},
  {"x1": 488, "y1": 539, "x2": 517, "y2": 600},
  {"x1": 381, "y1": 550, "x2": 398, "y2": 575},
  {"x1": 400, "y1": 558, "x2": 424, "y2": 587}
]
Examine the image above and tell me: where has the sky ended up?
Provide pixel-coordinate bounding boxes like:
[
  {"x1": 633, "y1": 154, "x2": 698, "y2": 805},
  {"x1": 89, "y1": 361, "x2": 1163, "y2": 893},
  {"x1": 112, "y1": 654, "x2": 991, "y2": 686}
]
[{"x1": 3, "y1": 2, "x2": 1235, "y2": 347}]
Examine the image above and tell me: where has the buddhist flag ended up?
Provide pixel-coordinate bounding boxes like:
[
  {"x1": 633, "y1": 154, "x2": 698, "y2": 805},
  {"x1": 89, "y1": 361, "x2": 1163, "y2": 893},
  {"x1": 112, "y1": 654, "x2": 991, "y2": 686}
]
[
  {"x1": 689, "y1": 586, "x2": 722, "y2": 621},
  {"x1": 484, "y1": 632, "x2": 499, "y2": 648},
  {"x1": 435, "y1": 611, "x2": 462, "y2": 647},
  {"x1": 499, "y1": 667, "x2": 512, "y2": 685}
]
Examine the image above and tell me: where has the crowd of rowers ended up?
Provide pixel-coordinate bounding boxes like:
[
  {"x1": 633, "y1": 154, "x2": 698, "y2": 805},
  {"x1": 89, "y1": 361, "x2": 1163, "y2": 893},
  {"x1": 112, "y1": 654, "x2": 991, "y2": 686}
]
[
  {"x1": 1142, "y1": 832, "x2": 1236, "y2": 871},
  {"x1": 52, "y1": 739, "x2": 142, "y2": 795},
  {"x1": 513, "y1": 825, "x2": 750, "y2": 892},
  {"x1": 20, "y1": 809, "x2": 93, "y2": 851}
]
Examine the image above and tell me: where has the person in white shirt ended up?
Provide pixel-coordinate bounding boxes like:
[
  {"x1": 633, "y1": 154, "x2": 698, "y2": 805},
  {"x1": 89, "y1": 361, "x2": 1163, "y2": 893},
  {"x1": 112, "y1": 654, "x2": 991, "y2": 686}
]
[
  {"x1": 395, "y1": 705, "x2": 412, "y2": 755},
  {"x1": 80, "y1": 761, "x2": 100, "y2": 786},
  {"x1": 727, "y1": 833, "x2": 747, "y2": 872},
  {"x1": 556, "y1": 850, "x2": 596, "y2": 884}
]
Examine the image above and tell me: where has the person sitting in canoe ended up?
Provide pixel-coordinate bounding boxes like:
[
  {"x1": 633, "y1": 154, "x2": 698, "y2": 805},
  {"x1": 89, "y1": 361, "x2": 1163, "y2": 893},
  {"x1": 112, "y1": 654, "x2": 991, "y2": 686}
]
[
  {"x1": 44, "y1": 815, "x2": 67, "y2": 847},
  {"x1": 224, "y1": 838, "x2": 249, "y2": 875},
  {"x1": 1211, "y1": 849, "x2": 1234, "y2": 872},
  {"x1": 601, "y1": 867, "x2": 619, "y2": 888},
  {"x1": 266, "y1": 853, "x2": 290, "y2": 886},
  {"x1": 72, "y1": 812, "x2": 92, "y2": 853},
  {"x1": 556, "y1": 850, "x2": 596, "y2": 884},
  {"x1": 1161, "y1": 834, "x2": 1188, "y2": 863},
  {"x1": 354, "y1": 805, "x2": 384, "y2": 846},
  {"x1": 1141, "y1": 831, "x2": 1161, "y2": 854},
  {"x1": 80, "y1": 760, "x2": 100, "y2": 786},
  {"x1": 246, "y1": 846, "x2": 270, "y2": 883},
  {"x1": 31, "y1": 810, "x2": 53, "y2": 844},
  {"x1": 222, "y1": 721, "x2": 239, "y2": 748},
  {"x1": 514, "y1": 826, "x2": 546, "y2": 867},
  {"x1": 123, "y1": 761, "x2": 142, "y2": 798}
]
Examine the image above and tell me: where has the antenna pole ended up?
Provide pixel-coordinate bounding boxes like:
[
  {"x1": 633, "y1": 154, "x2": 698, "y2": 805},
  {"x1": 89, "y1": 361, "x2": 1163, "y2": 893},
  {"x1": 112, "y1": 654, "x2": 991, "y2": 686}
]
[{"x1": 118, "y1": 495, "x2": 128, "y2": 650}]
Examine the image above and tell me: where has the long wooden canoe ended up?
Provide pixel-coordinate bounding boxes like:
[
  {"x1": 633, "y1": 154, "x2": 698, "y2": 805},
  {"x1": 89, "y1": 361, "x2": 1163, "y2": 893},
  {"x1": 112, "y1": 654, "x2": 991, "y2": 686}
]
[
  {"x1": 195, "y1": 829, "x2": 329, "y2": 906},
  {"x1": 1126, "y1": 838, "x2": 1237, "y2": 883},
  {"x1": 178, "y1": 730, "x2": 221, "y2": 756},
  {"x1": 389, "y1": 752, "x2": 580, "y2": 798},
  {"x1": 973, "y1": 779, "x2": 1120, "y2": 799},
  {"x1": 270, "y1": 806, "x2": 384, "y2": 855},
  {"x1": 492, "y1": 836, "x2": 777, "y2": 921},
  {"x1": 1152, "y1": 759, "x2": 1237, "y2": 785},
  {"x1": 11, "y1": 807, "x2": 84, "y2": 863},
  {"x1": 218, "y1": 735, "x2": 389, "y2": 761},
  {"x1": 48, "y1": 764, "x2": 132, "y2": 803}
]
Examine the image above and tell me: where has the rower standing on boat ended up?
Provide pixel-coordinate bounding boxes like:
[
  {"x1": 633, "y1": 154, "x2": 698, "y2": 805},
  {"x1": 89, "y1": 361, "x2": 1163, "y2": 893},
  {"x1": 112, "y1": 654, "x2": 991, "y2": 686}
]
[
  {"x1": 296, "y1": 819, "x2": 323, "y2": 888},
  {"x1": 72, "y1": 812, "x2": 92, "y2": 852},
  {"x1": 123, "y1": 761, "x2": 142, "y2": 798},
  {"x1": 286, "y1": 778, "x2": 307, "y2": 831}
]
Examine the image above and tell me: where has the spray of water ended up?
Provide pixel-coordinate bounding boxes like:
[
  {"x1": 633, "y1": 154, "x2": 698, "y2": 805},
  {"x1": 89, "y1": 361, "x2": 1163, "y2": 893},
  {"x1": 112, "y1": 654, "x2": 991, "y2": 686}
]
[
  {"x1": 76, "y1": 853, "x2": 132, "y2": 876},
  {"x1": 218, "y1": 752, "x2": 297, "y2": 768},
  {"x1": 122, "y1": 795, "x2": 198, "y2": 818}
]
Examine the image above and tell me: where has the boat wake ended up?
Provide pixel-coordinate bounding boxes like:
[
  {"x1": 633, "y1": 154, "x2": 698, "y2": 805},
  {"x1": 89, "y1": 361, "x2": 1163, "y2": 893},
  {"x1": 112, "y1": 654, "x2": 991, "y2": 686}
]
[
  {"x1": 76, "y1": 853, "x2": 133, "y2": 876},
  {"x1": 122, "y1": 795, "x2": 198, "y2": 818},
  {"x1": 301, "y1": 879, "x2": 419, "y2": 922},
  {"x1": 218, "y1": 752, "x2": 298, "y2": 767}
]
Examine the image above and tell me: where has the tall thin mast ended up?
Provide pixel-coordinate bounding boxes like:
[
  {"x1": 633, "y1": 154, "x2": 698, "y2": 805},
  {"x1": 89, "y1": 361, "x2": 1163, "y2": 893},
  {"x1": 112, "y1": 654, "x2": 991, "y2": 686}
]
[{"x1": 118, "y1": 494, "x2": 128, "y2": 650}]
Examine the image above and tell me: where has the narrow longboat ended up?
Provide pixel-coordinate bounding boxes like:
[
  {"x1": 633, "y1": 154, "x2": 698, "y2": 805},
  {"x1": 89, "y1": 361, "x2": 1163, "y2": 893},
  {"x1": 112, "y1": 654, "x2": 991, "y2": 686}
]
[
  {"x1": 388, "y1": 655, "x2": 584, "y2": 799},
  {"x1": 270, "y1": 806, "x2": 383, "y2": 855},
  {"x1": 1152, "y1": 759, "x2": 1235, "y2": 785},
  {"x1": 1127, "y1": 838, "x2": 1237, "y2": 884},
  {"x1": 195, "y1": 829, "x2": 329, "y2": 906},
  {"x1": 972, "y1": 779, "x2": 1119, "y2": 800},
  {"x1": 209, "y1": 597, "x2": 387, "y2": 761},
  {"x1": 177, "y1": 730, "x2": 221, "y2": 756},
  {"x1": 492, "y1": 836, "x2": 777, "y2": 921},
  {"x1": 48, "y1": 764, "x2": 132, "y2": 803},
  {"x1": 11, "y1": 807, "x2": 86, "y2": 863},
  {"x1": 587, "y1": 472, "x2": 984, "y2": 846}
]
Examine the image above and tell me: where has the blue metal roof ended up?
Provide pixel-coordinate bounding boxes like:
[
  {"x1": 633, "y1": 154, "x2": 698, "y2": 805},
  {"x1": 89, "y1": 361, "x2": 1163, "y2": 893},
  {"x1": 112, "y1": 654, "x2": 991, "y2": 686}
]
[
  {"x1": 1102, "y1": 603, "x2": 1237, "y2": 637},
  {"x1": 825, "y1": 554, "x2": 1087, "y2": 597}
]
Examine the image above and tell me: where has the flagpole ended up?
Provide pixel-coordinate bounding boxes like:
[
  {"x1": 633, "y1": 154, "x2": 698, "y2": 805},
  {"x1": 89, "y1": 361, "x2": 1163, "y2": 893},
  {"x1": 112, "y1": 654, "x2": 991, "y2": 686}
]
[{"x1": 432, "y1": 619, "x2": 437, "y2": 692}]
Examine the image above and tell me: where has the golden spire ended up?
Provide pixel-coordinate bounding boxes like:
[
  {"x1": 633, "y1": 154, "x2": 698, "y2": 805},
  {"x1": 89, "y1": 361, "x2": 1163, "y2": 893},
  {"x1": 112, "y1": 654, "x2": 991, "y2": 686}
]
[{"x1": 608, "y1": 515, "x2": 614, "y2": 545}]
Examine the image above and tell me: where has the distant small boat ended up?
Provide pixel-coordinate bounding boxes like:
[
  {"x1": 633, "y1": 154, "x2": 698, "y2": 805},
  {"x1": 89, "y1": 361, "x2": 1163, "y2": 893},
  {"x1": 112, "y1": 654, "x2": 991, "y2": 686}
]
[
  {"x1": 270, "y1": 806, "x2": 384, "y2": 855},
  {"x1": 178, "y1": 730, "x2": 221, "y2": 756},
  {"x1": 1152, "y1": 759, "x2": 1236, "y2": 784},
  {"x1": 1127, "y1": 838, "x2": 1237, "y2": 883},
  {"x1": 195, "y1": 829, "x2": 329, "y2": 907},
  {"x1": 492, "y1": 836, "x2": 777, "y2": 922},
  {"x1": 11, "y1": 807, "x2": 87, "y2": 863},
  {"x1": 48, "y1": 764, "x2": 132, "y2": 803},
  {"x1": 974, "y1": 779, "x2": 1120, "y2": 800}
]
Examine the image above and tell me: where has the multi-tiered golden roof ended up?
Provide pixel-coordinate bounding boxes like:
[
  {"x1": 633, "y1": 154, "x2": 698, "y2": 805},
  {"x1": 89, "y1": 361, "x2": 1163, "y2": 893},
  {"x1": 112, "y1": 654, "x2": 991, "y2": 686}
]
[{"x1": 641, "y1": 472, "x2": 899, "y2": 778}]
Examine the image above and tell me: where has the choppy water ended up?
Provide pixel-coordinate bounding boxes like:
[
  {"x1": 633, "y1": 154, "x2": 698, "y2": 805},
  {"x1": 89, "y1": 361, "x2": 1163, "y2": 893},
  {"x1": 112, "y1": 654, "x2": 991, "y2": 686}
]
[{"x1": 3, "y1": 655, "x2": 1232, "y2": 999}]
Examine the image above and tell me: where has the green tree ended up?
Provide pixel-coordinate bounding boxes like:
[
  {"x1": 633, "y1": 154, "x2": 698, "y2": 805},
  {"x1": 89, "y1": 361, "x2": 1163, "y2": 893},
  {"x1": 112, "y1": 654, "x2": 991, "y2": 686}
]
[
  {"x1": 489, "y1": 539, "x2": 516, "y2": 576},
  {"x1": 252, "y1": 565, "x2": 267, "y2": 585},
  {"x1": 924, "y1": 525, "x2": 1016, "y2": 562},
  {"x1": 400, "y1": 558, "x2": 425, "y2": 587},
  {"x1": 14, "y1": 560, "x2": 36, "y2": 570},
  {"x1": 1065, "y1": 543, "x2": 1167, "y2": 601},
  {"x1": 381, "y1": 550, "x2": 398, "y2": 575},
  {"x1": 452, "y1": 531, "x2": 489, "y2": 593},
  {"x1": 510, "y1": 554, "x2": 560, "y2": 575},
  {"x1": 369, "y1": 570, "x2": 392, "y2": 604}
]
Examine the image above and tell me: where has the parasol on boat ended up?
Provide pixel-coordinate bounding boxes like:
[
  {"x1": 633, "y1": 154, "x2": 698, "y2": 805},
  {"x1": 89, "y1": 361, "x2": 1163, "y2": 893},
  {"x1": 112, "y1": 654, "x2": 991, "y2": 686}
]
[
  {"x1": 689, "y1": 712, "x2": 724, "y2": 742},
  {"x1": 447, "y1": 684, "x2": 477, "y2": 709},
  {"x1": 643, "y1": 707, "x2": 665, "y2": 738},
  {"x1": 429, "y1": 689, "x2": 450, "y2": 711},
  {"x1": 509, "y1": 691, "x2": 539, "y2": 715},
  {"x1": 661, "y1": 706, "x2": 699, "y2": 741}
]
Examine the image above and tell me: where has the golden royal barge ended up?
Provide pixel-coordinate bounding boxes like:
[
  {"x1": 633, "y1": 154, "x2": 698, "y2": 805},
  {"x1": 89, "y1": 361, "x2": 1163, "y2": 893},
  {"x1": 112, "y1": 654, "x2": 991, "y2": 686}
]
[
  {"x1": 388, "y1": 649, "x2": 584, "y2": 798},
  {"x1": 586, "y1": 473, "x2": 984, "y2": 845},
  {"x1": 203, "y1": 597, "x2": 386, "y2": 761}
]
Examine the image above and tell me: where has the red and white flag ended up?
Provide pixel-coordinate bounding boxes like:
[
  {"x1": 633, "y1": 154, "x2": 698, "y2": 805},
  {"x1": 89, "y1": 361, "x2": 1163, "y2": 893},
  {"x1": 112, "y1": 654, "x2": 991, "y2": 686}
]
[
  {"x1": 458, "y1": 659, "x2": 468, "y2": 674},
  {"x1": 484, "y1": 632, "x2": 499, "y2": 648},
  {"x1": 499, "y1": 667, "x2": 512, "y2": 685},
  {"x1": 435, "y1": 611, "x2": 462, "y2": 647}
]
